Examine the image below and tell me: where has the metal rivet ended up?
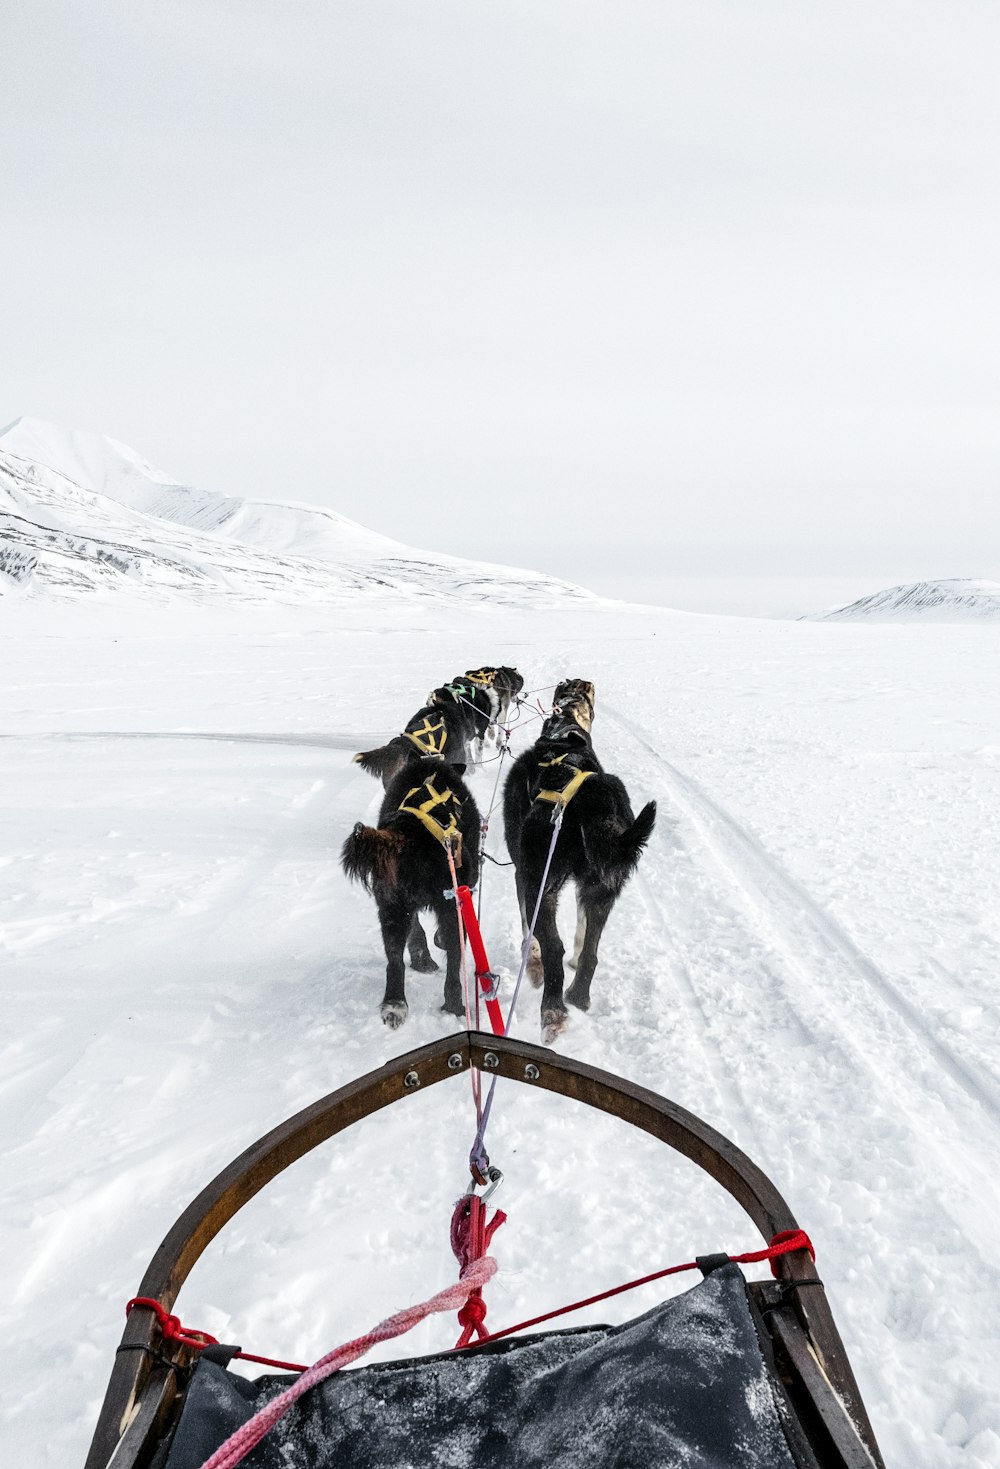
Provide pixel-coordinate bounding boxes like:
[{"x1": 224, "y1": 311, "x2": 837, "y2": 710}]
[
  {"x1": 524, "y1": 1063, "x2": 540, "y2": 1081},
  {"x1": 447, "y1": 1053, "x2": 463, "y2": 1070},
  {"x1": 403, "y1": 1071, "x2": 420, "y2": 1089},
  {"x1": 483, "y1": 1052, "x2": 499, "y2": 1069}
]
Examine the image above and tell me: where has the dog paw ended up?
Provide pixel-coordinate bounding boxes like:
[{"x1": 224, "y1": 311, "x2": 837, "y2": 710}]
[
  {"x1": 540, "y1": 1008, "x2": 569, "y2": 1045},
  {"x1": 565, "y1": 983, "x2": 590, "y2": 1012},
  {"x1": 526, "y1": 943, "x2": 544, "y2": 987},
  {"x1": 440, "y1": 987, "x2": 464, "y2": 1022},
  {"x1": 380, "y1": 1002, "x2": 409, "y2": 1029},
  {"x1": 408, "y1": 953, "x2": 439, "y2": 974}
]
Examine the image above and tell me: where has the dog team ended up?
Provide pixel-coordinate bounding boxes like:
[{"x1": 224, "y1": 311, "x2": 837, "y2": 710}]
[{"x1": 342, "y1": 666, "x2": 656, "y2": 1043}]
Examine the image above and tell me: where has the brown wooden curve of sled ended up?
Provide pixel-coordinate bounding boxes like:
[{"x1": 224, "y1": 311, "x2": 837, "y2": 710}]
[{"x1": 85, "y1": 1031, "x2": 886, "y2": 1469}]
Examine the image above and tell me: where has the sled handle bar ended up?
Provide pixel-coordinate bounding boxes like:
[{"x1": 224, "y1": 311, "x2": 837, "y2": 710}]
[{"x1": 86, "y1": 1031, "x2": 881, "y2": 1469}]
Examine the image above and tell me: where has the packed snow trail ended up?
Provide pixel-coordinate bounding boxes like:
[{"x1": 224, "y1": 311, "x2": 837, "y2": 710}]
[
  {"x1": 599, "y1": 704, "x2": 1000, "y2": 1457},
  {"x1": 2, "y1": 599, "x2": 1000, "y2": 1467}
]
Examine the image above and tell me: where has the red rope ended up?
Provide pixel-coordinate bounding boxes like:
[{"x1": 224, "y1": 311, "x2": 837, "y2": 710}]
[
  {"x1": 225, "y1": 1349, "x2": 308, "y2": 1372},
  {"x1": 124, "y1": 1229, "x2": 813, "y2": 1378},
  {"x1": 124, "y1": 1298, "x2": 308, "y2": 1374},
  {"x1": 457, "y1": 1229, "x2": 815, "y2": 1348},
  {"x1": 450, "y1": 1194, "x2": 507, "y2": 1346},
  {"x1": 737, "y1": 1228, "x2": 815, "y2": 1278}
]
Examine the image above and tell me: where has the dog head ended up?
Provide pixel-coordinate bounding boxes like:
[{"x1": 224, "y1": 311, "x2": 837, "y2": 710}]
[
  {"x1": 538, "y1": 711, "x2": 592, "y2": 750},
  {"x1": 551, "y1": 678, "x2": 595, "y2": 733}
]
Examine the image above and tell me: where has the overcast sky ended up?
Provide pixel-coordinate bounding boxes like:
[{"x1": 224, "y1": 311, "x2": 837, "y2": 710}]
[{"x1": 2, "y1": 2, "x2": 998, "y2": 606}]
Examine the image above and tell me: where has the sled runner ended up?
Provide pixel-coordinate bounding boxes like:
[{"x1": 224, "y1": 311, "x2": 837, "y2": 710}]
[{"x1": 85, "y1": 1033, "x2": 884, "y2": 1469}]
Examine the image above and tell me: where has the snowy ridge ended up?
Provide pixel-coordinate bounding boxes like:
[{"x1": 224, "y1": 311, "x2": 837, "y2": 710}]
[
  {"x1": 0, "y1": 416, "x2": 592, "y2": 606},
  {"x1": 805, "y1": 578, "x2": 1000, "y2": 622}
]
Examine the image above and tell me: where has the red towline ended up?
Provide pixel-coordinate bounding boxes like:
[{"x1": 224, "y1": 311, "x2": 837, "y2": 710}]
[{"x1": 455, "y1": 884, "x2": 505, "y2": 1036}]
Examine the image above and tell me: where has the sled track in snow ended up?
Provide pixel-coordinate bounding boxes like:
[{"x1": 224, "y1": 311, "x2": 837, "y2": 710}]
[
  {"x1": 632, "y1": 865, "x2": 765, "y2": 1156},
  {"x1": 603, "y1": 707, "x2": 1000, "y2": 1132},
  {"x1": 0, "y1": 730, "x2": 389, "y2": 752}
]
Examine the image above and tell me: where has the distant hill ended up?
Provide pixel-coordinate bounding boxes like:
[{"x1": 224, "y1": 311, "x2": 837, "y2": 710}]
[
  {"x1": 803, "y1": 579, "x2": 1000, "y2": 623},
  {"x1": 0, "y1": 416, "x2": 593, "y2": 606}
]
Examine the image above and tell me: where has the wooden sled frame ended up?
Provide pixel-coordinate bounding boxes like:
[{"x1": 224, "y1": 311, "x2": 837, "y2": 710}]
[{"x1": 85, "y1": 1032, "x2": 885, "y2": 1469}]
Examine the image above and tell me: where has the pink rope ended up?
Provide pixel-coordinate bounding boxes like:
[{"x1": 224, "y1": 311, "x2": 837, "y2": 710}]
[{"x1": 197, "y1": 1256, "x2": 497, "y2": 1469}]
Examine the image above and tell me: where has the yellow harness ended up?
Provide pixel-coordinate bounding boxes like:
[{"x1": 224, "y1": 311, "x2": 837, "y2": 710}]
[
  {"x1": 398, "y1": 775, "x2": 464, "y2": 863},
  {"x1": 534, "y1": 754, "x2": 595, "y2": 810},
  {"x1": 465, "y1": 667, "x2": 498, "y2": 688},
  {"x1": 403, "y1": 715, "x2": 448, "y2": 757}
]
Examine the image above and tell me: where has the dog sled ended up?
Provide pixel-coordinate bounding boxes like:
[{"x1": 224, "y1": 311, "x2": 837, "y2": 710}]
[{"x1": 85, "y1": 1032, "x2": 885, "y2": 1469}]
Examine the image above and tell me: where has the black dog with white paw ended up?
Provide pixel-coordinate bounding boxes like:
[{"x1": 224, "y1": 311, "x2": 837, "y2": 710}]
[
  {"x1": 342, "y1": 756, "x2": 481, "y2": 1028},
  {"x1": 503, "y1": 680, "x2": 656, "y2": 1043}
]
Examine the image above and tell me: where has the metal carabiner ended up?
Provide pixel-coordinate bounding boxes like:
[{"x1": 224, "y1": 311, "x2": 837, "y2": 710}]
[{"x1": 465, "y1": 1164, "x2": 503, "y2": 1205}]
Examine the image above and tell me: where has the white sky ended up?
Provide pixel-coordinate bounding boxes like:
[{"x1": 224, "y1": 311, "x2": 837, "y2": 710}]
[{"x1": 2, "y1": 1, "x2": 998, "y2": 605}]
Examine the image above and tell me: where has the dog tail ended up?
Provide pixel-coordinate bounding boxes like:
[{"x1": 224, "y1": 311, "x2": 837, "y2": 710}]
[
  {"x1": 615, "y1": 800, "x2": 657, "y2": 875},
  {"x1": 353, "y1": 743, "x2": 401, "y2": 781},
  {"x1": 341, "y1": 823, "x2": 407, "y2": 892}
]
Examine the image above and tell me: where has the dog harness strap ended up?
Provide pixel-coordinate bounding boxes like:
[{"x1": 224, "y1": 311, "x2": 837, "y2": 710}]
[
  {"x1": 430, "y1": 680, "x2": 478, "y2": 707},
  {"x1": 465, "y1": 668, "x2": 498, "y2": 687},
  {"x1": 403, "y1": 716, "x2": 448, "y2": 756},
  {"x1": 535, "y1": 767, "x2": 594, "y2": 809},
  {"x1": 399, "y1": 777, "x2": 463, "y2": 864}
]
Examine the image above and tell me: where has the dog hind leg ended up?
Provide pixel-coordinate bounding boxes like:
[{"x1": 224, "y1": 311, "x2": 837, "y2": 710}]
[
  {"x1": 378, "y1": 898, "x2": 413, "y2": 1028},
  {"x1": 433, "y1": 896, "x2": 465, "y2": 1017},
  {"x1": 406, "y1": 915, "x2": 438, "y2": 972},
  {"x1": 515, "y1": 869, "x2": 543, "y2": 985},
  {"x1": 531, "y1": 885, "x2": 569, "y2": 1043},
  {"x1": 565, "y1": 891, "x2": 614, "y2": 1012},
  {"x1": 568, "y1": 897, "x2": 587, "y2": 971}
]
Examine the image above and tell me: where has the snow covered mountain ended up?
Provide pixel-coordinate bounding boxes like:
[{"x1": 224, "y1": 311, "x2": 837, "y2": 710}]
[
  {"x1": 0, "y1": 416, "x2": 592, "y2": 606},
  {"x1": 805, "y1": 578, "x2": 1000, "y2": 622}
]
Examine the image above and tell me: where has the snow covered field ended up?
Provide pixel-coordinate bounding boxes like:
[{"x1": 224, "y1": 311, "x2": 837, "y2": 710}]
[{"x1": 3, "y1": 592, "x2": 1000, "y2": 1467}]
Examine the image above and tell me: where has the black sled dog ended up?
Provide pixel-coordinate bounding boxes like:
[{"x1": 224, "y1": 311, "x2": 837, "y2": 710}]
[
  {"x1": 353, "y1": 666, "x2": 524, "y2": 788},
  {"x1": 460, "y1": 665, "x2": 525, "y2": 744},
  {"x1": 342, "y1": 756, "x2": 482, "y2": 1028},
  {"x1": 503, "y1": 679, "x2": 656, "y2": 1043}
]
